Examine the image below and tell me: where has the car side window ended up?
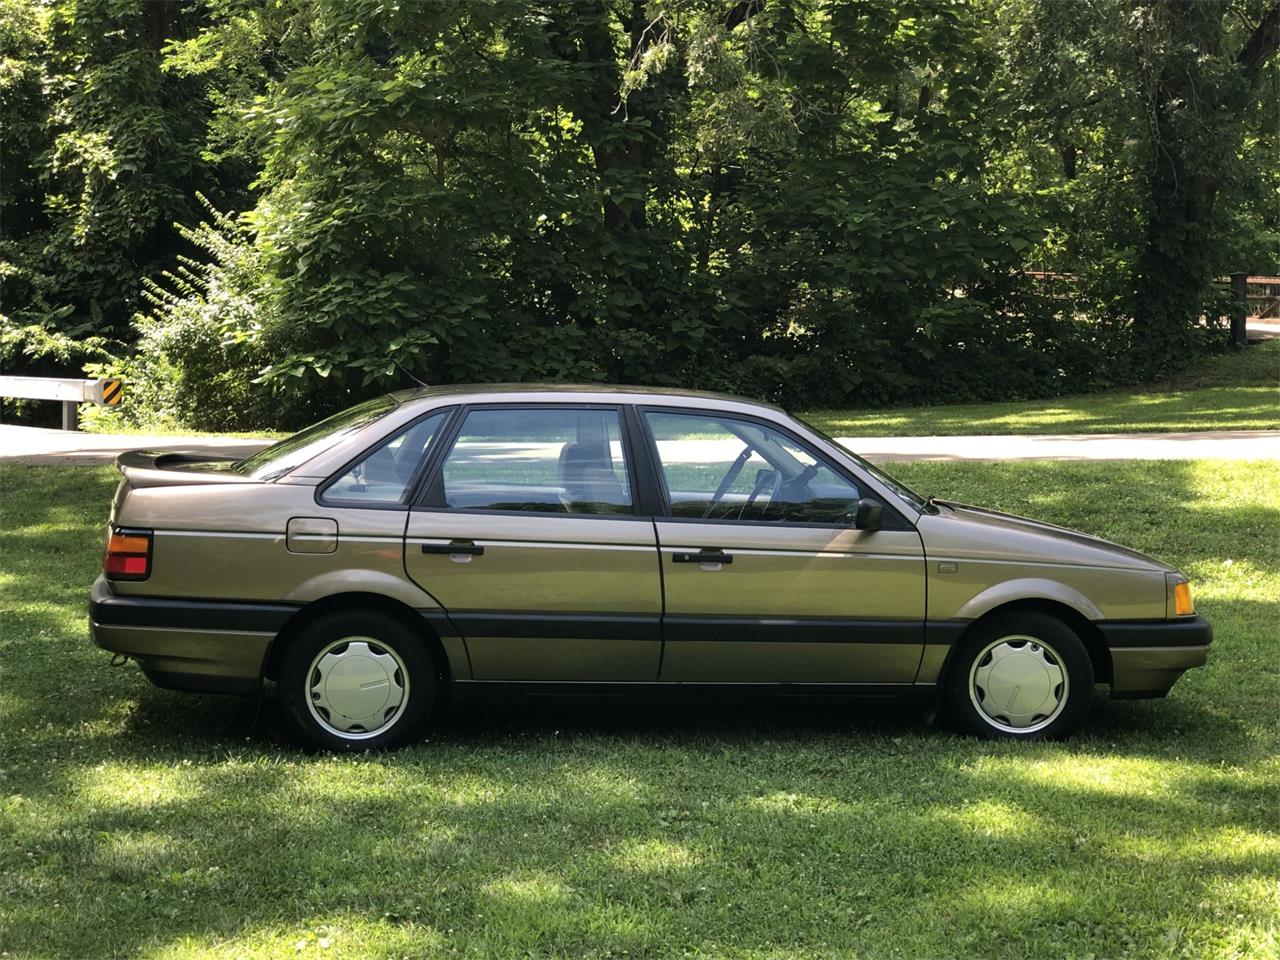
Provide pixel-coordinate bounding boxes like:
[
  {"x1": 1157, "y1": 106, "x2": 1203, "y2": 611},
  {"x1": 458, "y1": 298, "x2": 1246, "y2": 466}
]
[
  {"x1": 645, "y1": 411, "x2": 862, "y2": 524},
  {"x1": 322, "y1": 411, "x2": 449, "y2": 505},
  {"x1": 439, "y1": 407, "x2": 633, "y2": 515}
]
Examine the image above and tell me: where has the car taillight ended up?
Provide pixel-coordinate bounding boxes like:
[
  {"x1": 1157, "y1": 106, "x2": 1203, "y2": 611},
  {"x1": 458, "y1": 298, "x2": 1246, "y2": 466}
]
[{"x1": 104, "y1": 528, "x2": 152, "y2": 581}]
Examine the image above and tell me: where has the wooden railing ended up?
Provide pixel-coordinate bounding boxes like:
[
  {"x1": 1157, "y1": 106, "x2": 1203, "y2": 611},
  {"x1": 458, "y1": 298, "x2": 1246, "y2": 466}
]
[
  {"x1": 1021, "y1": 271, "x2": 1278, "y2": 345},
  {"x1": 1243, "y1": 275, "x2": 1280, "y2": 320}
]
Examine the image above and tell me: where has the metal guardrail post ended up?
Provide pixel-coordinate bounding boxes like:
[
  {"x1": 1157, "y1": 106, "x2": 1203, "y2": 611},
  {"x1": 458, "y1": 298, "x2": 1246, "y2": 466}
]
[
  {"x1": 1229, "y1": 272, "x2": 1248, "y2": 347},
  {"x1": 62, "y1": 400, "x2": 77, "y2": 431}
]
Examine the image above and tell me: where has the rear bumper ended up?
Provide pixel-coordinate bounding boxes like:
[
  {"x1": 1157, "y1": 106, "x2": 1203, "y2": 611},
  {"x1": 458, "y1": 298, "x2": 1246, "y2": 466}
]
[
  {"x1": 89, "y1": 576, "x2": 295, "y2": 695},
  {"x1": 1098, "y1": 616, "x2": 1212, "y2": 699}
]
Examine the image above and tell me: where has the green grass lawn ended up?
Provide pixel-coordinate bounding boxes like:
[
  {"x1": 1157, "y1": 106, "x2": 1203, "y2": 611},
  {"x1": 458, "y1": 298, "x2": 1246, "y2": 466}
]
[
  {"x1": 1, "y1": 461, "x2": 1277, "y2": 959},
  {"x1": 805, "y1": 339, "x2": 1280, "y2": 437}
]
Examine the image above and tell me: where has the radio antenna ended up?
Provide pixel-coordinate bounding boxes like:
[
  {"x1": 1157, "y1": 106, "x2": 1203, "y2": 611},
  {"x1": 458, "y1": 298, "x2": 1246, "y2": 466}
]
[{"x1": 343, "y1": 317, "x2": 429, "y2": 388}]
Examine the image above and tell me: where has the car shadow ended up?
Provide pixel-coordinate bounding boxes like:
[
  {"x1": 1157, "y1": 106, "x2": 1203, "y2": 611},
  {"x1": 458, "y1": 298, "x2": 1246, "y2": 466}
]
[{"x1": 92, "y1": 676, "x2": 1259, "y2": 769}]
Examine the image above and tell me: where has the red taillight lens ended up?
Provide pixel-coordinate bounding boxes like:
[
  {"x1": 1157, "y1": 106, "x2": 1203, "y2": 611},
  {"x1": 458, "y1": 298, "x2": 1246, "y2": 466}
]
[
  {"x1": 104, "y1": 528, "x2": 152, "y2": 581},
  {"x1": 105, "y1": 554, "x2": 148, "y2": 576}
]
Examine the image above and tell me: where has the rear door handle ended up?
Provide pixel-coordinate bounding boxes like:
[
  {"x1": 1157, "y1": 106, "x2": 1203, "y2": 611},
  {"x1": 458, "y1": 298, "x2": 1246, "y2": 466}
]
[
  {"x1": 421, "y1": 541, "x2": 485, "y2": 556},
  {"x1": 672, "y1": 550, "x2": 733, "y2": 565}
]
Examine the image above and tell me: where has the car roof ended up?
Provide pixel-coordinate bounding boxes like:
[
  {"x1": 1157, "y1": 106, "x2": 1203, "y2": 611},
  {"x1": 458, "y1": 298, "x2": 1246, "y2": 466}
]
[
  {"x1": 285, "y1": 383, "x2": 793, "y2": 483},
  {"x1": 389, "y1": 382, "x2": 786, "y2": 413}
]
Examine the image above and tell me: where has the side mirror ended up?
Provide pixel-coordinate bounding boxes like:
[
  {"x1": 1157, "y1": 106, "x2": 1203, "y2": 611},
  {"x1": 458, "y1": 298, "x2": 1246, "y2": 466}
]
[{"x1": 855, "y1": 498, "x2": 883, "y2": 531}]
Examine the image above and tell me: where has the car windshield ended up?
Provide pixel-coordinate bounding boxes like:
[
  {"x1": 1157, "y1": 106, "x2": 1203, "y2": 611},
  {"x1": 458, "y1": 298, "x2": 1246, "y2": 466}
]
[
  {"x1": 234, "y1": 396, "x2": 398, "y2": 480},
  {"x1": 793, "y1": 415, "x2": 930, "y2": 512}
]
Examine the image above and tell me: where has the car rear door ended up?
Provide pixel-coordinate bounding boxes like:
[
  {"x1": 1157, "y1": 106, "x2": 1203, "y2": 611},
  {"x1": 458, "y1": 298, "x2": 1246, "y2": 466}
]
[
  {"x1": 403, "y1": 404, "x2": 662, "y2": 681},
  {"x1": 640, "y1": 408, "x2": 927, "y2": 684}
]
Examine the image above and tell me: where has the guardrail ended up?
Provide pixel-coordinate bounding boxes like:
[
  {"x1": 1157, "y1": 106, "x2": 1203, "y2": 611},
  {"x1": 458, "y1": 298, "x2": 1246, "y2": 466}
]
[{"x1": 0, "y1": 376, "x2": 123, "y2": 431}]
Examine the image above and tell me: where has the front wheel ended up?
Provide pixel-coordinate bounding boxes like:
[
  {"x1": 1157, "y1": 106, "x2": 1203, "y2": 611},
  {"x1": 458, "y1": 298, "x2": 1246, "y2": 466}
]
[
  {"x1": 277, "y1": 609, "x2": 436, "y2": 751},
  {"x1": 943, "y1": 612, "x2": 1093, "y2": 740}
]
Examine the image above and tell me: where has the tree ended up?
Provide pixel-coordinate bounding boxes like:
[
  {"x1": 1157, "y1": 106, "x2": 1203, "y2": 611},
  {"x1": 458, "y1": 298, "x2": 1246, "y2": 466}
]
[
  {"x1": 1001, "y1": 0, "x2": 1279, "y2": 376},
  {"x1": 6, "y1": 0, "x2": 1279, "y2": 430},
  {"x1": 1128, "y1": 1, "x2": 1279, "y2": 373},
  {"x1": 0, "y1": 0, "x2": 250, "y2": 375}
]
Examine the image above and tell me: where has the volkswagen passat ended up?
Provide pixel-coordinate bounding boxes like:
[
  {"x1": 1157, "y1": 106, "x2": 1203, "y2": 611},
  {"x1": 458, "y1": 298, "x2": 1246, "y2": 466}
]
[{"x1": 90, "y1": 385, "x2": 1211, "y2": 749}]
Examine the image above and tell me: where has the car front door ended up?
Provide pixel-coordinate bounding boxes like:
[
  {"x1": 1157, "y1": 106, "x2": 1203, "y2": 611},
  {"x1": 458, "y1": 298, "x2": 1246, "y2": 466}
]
[
  {"x1": 403, "y1": 404, "x2": 662, "y2": 681},
  {"x1": 641, "y1": 408, "x2": 927, "y2": 684}
]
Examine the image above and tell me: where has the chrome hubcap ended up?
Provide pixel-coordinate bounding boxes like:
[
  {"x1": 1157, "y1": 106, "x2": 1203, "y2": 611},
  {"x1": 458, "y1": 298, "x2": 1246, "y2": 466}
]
[
  {"x1": 305, "y1": 637, "x2": 409, "y2": 740},
  {"x1": 968, "y1": 634, "x2": 1068, "y2": 734}
]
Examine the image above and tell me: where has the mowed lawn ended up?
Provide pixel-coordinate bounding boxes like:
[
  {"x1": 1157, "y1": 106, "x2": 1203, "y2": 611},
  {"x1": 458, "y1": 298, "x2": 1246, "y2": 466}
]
[
  {"x1": 0, "y1": 462, "x2": 1277, "y2": 960},
  {"x1": 805, "y1": 339, "x2": 1280, "y2": 437}
]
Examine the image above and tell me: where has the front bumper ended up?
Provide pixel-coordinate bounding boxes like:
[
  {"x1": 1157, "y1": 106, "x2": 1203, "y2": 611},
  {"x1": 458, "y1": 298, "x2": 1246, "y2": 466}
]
[
  {"x1": 1098, "y1": 615, "x2": 1212, "y2": 699},
  {"x1": 89, "y1": 575, "x2": 295, "y2": 695}
]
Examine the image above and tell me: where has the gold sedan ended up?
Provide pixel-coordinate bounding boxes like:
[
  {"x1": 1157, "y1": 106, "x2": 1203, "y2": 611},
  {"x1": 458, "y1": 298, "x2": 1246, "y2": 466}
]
[{"x1": 90, "y1": 385, "x2": 1211, "y2": 749}]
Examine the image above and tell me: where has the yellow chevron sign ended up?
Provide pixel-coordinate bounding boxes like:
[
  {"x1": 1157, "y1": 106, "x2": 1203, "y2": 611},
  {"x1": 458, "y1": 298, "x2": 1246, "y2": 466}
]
[{"x1": 101, "y1": 379, "x2": 123, "y2": 405}]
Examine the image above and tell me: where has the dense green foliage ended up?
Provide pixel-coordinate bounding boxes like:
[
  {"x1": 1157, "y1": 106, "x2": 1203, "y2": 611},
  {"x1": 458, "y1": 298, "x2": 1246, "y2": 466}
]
[
  {"x1": 2, "y1": 459, "x2": 1277, "y2": 957},
  {"x1": 0, "y1": 0, "x2": 250, "y2": 387},
  {"x1": 2, "y1": 0, "x2": 1277, "y2": 429}
]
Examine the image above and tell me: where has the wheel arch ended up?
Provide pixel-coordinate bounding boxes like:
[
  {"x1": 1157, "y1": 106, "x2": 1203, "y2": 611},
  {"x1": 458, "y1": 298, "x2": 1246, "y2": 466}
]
[
  {"x1": 940, "y1": 598, "x2": 1112, "y2": 688},
  {"x1": 263, "y1": 592, "x2": 457, "y2": 687}
]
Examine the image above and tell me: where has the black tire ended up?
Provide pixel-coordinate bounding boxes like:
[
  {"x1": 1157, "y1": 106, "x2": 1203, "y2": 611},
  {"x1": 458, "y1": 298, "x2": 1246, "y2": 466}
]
[
  {"x1": 277, "y1": 609, "x2": 437, "y2": 751},
  {"x1": 942, "y1": 611, "x2": 1093, "y2": 740}
]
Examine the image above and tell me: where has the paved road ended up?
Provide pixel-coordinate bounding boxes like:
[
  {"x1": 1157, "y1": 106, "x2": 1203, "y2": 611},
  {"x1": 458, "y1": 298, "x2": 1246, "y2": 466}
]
[
  {"x1": 0, "y1": 425, "x2": 272, "y2": 466},
  {"x1": 2, "y1": 423, "x2": 1276, "y2": 466},
  {"x1": 1249, "y1": 320, "x2": 1280, "y2": 341},
  {"x1": 843, "y1": 430, "x2": 1280, "y2": 462}
]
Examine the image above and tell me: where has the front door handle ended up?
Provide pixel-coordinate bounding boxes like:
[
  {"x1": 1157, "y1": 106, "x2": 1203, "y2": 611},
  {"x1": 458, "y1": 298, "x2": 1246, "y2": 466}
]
[
  {"x1": 421, "y1": 541, "x2": 485, "y2": 556},
  {"x1": 672, "y1": 550, "x2": 733, "y2": 565}
]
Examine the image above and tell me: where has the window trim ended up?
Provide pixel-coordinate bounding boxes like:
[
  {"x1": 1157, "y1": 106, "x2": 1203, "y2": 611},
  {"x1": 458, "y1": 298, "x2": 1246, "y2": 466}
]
[
  {"x1": 621, "y1": 404, "x2": 668, "y2": 516},
  {"x1": 411, "y1": 401, "x2": 645, "y2": 520},
  {"x1": 315, "y1": 405, "x2": 460, "y2": 510},
  {"x1": 636, "y1": 405, "x2": 912, "y2": 531}
]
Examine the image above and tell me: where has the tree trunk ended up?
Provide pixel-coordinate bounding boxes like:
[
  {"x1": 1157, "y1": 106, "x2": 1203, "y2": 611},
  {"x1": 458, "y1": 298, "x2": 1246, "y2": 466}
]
[
  {"x1": 548, "y1": 0, "x2": 669, "y2": 233},
  {"x1": 1129, "y1": 1, "x2": 1279, "y2": 375},
  {"x1": 1129, "y1": 1, "x2": 1228, "y2": 376}
]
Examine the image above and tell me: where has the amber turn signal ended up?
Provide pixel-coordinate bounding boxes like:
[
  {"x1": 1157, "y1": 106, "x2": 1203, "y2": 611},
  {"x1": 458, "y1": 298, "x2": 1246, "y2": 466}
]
[
  {"x1": 1173, "y1": 581, "x2": 1194, "y2": 616},
  {"x1": 107, "y1": 533, "x2": 149, "y2": 555}
]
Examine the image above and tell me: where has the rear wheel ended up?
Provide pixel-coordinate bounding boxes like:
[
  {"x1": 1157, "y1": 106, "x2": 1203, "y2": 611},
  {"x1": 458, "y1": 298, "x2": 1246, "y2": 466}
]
[
  {"x1": 278, "y1": 609, "x2": 436, "y2": 751},
  {"x1": 944, "y1": 612, "x2": 1093, "y2": 740}
]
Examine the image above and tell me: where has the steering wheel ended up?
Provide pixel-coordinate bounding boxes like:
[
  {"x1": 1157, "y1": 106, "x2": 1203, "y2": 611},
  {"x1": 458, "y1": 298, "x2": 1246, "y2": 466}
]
[
  {"x1": 702, "y1": 445, "x2": 756, "y2": 519},
  {"x1": 758, "y1": 462, "x2": 820, "y2": 522},
  {"x1": 774, "y1": 463, "x2": 819, "y2": 499}
]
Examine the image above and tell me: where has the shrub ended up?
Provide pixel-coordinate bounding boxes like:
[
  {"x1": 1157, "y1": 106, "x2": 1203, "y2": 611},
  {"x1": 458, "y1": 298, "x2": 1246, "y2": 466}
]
[{"x1": 83, "y1": 200, "x2": 311, "y2": 433}]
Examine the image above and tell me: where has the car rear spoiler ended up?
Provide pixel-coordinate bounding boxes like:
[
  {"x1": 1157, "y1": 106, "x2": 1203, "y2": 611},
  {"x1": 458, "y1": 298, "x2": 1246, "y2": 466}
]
[{"x1": 115, "y1": 450, "x2": 262, "y2": 488}]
